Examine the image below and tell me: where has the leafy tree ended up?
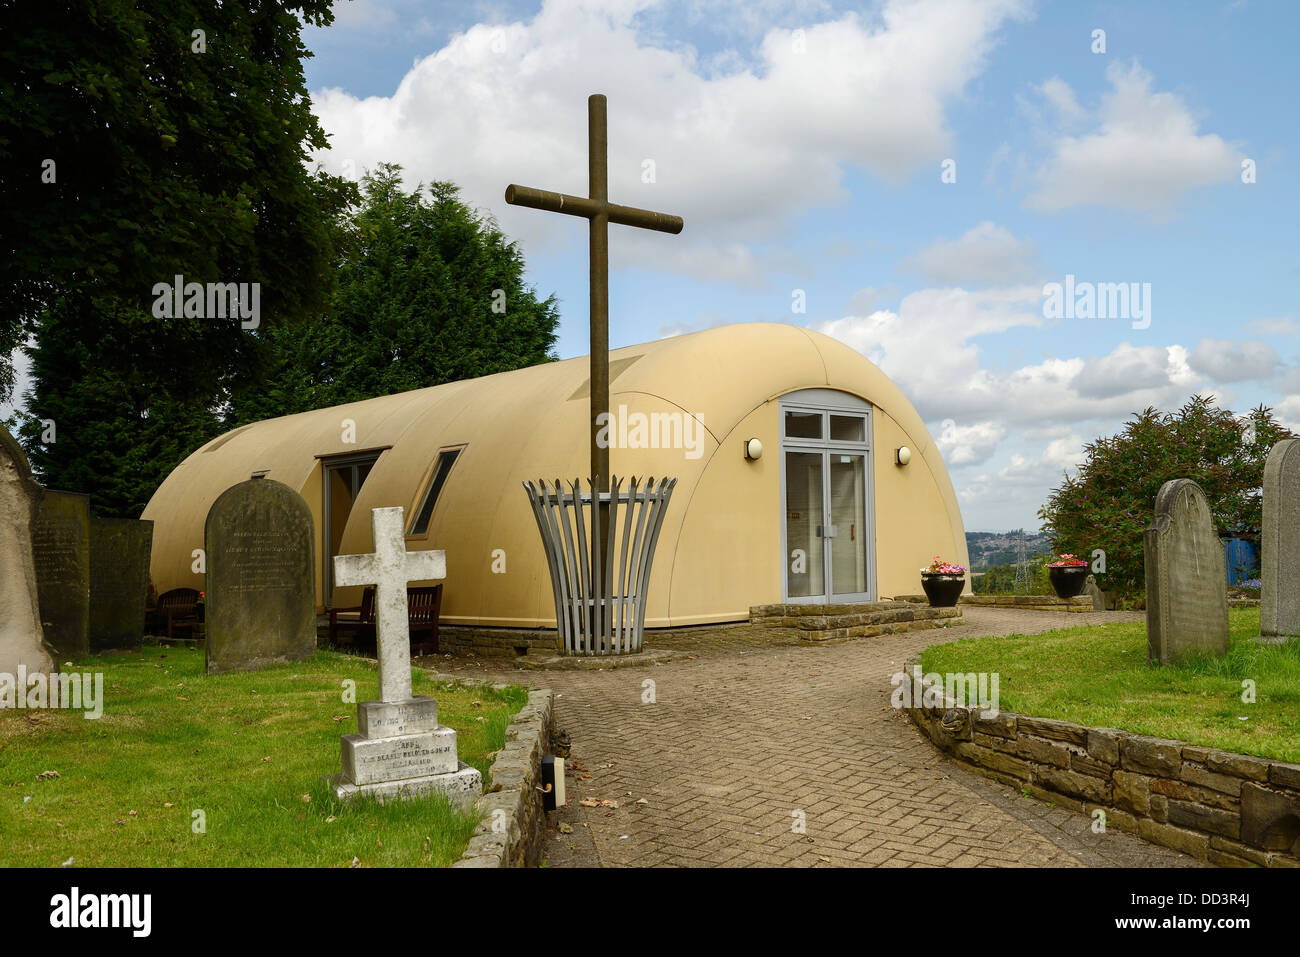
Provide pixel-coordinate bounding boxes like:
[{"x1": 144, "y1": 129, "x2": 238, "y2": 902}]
[
  {"x1": 1037, "y1": 397, "x2": 1293, "y2": 598},
  {"x1": 1, "y1": 0, "x2": 355, "y2": 513},
  {"x1": 17, "y1": 295, "x2": 226, "y2": 517},
  {"x1": 229, "y1": 164, "x2": 560, "y2": 422}
]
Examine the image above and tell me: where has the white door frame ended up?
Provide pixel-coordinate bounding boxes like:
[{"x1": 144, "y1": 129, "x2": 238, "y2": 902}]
[{"x1": 778, "y1": 389, "x2": 876, "y2": 603}]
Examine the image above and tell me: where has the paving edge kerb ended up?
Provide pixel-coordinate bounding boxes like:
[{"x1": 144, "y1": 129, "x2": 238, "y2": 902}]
[
  {"x1": 902, "y1": 654, "x2": 1300, "y2": 869},
  {"x1": 433, "y1": 674, "x2": 555, "y2": 868}
]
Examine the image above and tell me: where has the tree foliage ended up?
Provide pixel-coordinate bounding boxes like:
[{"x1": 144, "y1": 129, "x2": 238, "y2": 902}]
[
  {"x1": 19, "y1": 296, "x2": 225, "y2": 518},
  {"x1": 2, "y1": 0, "x2": 356, "y2": 514},
  {"x1": 1037, "y1": 397, "x2": 1293, "y2": 597},
  {"x1": 229, "y1": 164, "x2": 560, "y2": 422},
  {"x1": 0, "y1": 0, "x2": 351, "y2": 393}
]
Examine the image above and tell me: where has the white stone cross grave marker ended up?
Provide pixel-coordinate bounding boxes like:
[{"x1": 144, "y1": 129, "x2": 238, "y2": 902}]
[
  {"x1": 328, "y1": 506, "x2": 480, "y2": 805},
  {"x1": 332, "y1": 506, "x2": 444, "y2": 703}
]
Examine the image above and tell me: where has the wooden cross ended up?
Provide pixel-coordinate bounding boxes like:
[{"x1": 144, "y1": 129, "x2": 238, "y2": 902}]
[
  {"x1": 333, "y1": 506, "x2": 445, "y2": 703},
  {"x1": 505, "y1": 93, "x2": 684, "y2": 492}
]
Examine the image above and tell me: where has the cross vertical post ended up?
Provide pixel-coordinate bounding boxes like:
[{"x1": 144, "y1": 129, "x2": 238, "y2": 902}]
[
  {"x1": 505, "y1": 93, "x2": 683, "y2": 648},
  {"x1": 588, "y1": 94, "x2": 610, "y2": 495}
]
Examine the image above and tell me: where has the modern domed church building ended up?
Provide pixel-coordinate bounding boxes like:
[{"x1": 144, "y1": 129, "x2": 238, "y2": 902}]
[{"x1": 143, "y1": 323, "x2": 969, "y2": 629}]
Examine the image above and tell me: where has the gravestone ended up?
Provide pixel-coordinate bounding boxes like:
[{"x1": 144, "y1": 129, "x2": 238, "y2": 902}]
[
  {"x1": 0, "y1": 427, "x2": 53, "y2": 675},
  {"x1": 1083, "y1": 574, "x2": 1106, "y2": 612},
  {"x1": 89, "y1": 517, "x2": 154, "y2": 651},
  {"x1": 1144, "y1": 479, "x2": 1230, "y2": 664},
  {"x1": 329, "y1": 506, "x2": 480, "y2": 805},
  {"x1": 205, "y1": 477, "x2": 316, "y2": 675},
  {"x1": 32, "y1": 490, "x2": 91, "y2": 657},
  {"x1": 1259, "y1": 439, "x2": 1300, "y2": 644}
]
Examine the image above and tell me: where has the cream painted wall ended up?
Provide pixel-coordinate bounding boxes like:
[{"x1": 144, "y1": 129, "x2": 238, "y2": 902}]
[
  {"x1": 871, "y1": 409, "x2": 972, "y2": 597},
  {"x1": 667, "y1": 400, "x2": 780, "y2": 622},
  {"x1": 142, "y1": 324, "x2": 969, "y2": 627}
]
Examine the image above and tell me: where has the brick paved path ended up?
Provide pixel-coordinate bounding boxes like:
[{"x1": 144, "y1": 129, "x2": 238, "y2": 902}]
[{"x1": 436, "y1": 607, "x2": 1205, "y2": 868}]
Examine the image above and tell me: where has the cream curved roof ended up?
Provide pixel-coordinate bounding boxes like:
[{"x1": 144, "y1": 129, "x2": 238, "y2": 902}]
[{"x1": 144, "y1": 322, "x2": 967, "y2": 624}]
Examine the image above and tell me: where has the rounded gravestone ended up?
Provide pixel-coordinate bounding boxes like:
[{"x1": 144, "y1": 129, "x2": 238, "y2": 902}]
[
  {"x1": 205, "y1": 477, "x2": 316, "y2": 675},
  {"x1": 0, "y1": 426, "x2": 54, "y2": 675},
  {"x1": 1144, "y1": 478, "x2": 1230, "y2": 665},
  {"x1": 1260, "y1": 439, "x2": 1300, "y2": 642}
]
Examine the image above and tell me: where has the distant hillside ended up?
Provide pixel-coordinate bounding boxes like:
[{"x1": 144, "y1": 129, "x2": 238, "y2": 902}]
[{"x1": 965, "y1": 530, "x2": 1053, "y2": 570}]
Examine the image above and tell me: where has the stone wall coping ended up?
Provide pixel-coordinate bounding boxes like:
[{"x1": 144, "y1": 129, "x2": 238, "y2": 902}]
[
  {"x1": 427, "y1": 673, "x2": 556, "y2": 869},
  {"x1": 901, "y1": 654, "x2": 1300, "y2": 868}
]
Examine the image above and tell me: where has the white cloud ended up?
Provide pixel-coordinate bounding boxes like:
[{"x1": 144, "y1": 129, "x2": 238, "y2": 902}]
[
  {"x1": 1026, "y1": 60, "x2": 1243, "y2": 213},
  {"x1": 902, "y1": 221, "x2": 1039, "y2": 285},
  {"x1": 1071, "y1": 342, "x2": 1193, "y2": 399},
  {"x1": 996, "y1": 438, "x2": 1083, "y2": 487},
  {"x1": 1035, "y1": 76, "x2": 1086, "y2": 126},
  {"x1": 844, "y1": 285, "x2": 890, "y2": 316},
  {"x1": 1245, "y1": 316, "x2": 1300, "y2": 337},
  {"x1": 935, "y1": 418, "x2": 1007, "y2": 467},
  {"x1": 1188, "y1": 338, "x2": 1282, "y2": 382},
  {"x1": 310, "y1": 0, "x2": 1031, "y2": 278},
  {"x1": 817, "y1": 284, "x2": 1043, "y2": 418},
  {"x1": 816, "y1": 287, "x2": 1202, "y2": 427},
  {"x1": 1275, "y1": 396, "x2": 1300, "y2": 433}
]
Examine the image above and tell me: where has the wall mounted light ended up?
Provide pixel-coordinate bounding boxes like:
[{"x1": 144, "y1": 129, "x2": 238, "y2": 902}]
[
  {"x1": 744, "y1": 437, "x2": 763, "y2": 461},
  {"x1": 895, "y1": 446, "x2": 912, "y2": 466}
]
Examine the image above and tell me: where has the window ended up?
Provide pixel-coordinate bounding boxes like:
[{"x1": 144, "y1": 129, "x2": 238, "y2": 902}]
[
  {"x1": 829, "y1": 414, "x2": 866, "y2": 442},
  {"x1": 784, "y1": 410, "x2": 822, "y2": 439},
  {"x1": 408, "y1": 449, "x2": 461, "y2": 536}
]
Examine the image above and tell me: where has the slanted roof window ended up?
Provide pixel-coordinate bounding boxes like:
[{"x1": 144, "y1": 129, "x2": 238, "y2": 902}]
[{"x1": 408, "y1": 448, "x2": 461, "y2": 536}]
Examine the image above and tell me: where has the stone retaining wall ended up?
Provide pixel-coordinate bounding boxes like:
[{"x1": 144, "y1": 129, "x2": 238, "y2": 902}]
[
  {"x1": 751, "y1": 601, "x2": 962, "y2": 640},
  {"x1": 895, "y1": 594, "x2": 1092, "y2": 612},
  {"x1": 438, "y1": 625, "x2": 556, "y2": 658},
  {"x1": 450, "y1": 681, "x2": 555, "y2": 868},
  {"x1": 903, "y1": 655, "x2": 1300, "y2": 867}
]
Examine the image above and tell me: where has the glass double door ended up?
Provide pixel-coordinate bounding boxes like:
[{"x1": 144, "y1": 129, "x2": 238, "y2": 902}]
[{"x1": 782, "y1": 403, "x2": 873, "y2": 602}]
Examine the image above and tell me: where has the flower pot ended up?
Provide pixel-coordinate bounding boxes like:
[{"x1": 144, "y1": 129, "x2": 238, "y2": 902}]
[
  {"x1": 1048, "y1": 565, "x2": 1088, "y2": 599},
  {"x1": 921, "y1": 573, "x2": 965, "y2": 607}
]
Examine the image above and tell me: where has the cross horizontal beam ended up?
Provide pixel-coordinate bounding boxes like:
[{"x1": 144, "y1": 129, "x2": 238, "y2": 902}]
[{"x1": 504, "y1": 184, "x2": 683, "y2": 235}]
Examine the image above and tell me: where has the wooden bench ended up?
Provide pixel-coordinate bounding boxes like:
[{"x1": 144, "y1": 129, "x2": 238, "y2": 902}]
[
  {"x1": 407, "y1": 584, "x2": 442, "y2": 656},
  {"x1": 149, "y1": 587, "x2": 202, "y2": 640},
  {"x1": 328, "y1": 584, "x2": 442, "y2": 656}
]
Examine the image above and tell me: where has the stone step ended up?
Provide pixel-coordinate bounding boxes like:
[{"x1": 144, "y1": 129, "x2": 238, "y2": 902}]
[
  {"x1": 749, "y1": 601, "x2": 963, "y2": 640},
  {"x1": 958, "y1": 594, "x2": 1092, "y2": 612},
  {"x1": 895, "y1": 593, "x2": 1092, "y2": 612}
]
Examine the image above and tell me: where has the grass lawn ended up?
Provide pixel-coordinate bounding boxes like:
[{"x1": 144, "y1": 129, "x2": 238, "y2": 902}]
[
  {"x1": 0, "y1": 644, "x2": 527, "y2": 867},
  {"x1": 920, "y1": 607, "x2": 1300, "y2": 763}
]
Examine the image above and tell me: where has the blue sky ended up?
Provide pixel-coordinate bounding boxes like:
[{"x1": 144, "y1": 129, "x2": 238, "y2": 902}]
[{"x1": 297, "y1": 0, "x2": 1299, "y2": 530}]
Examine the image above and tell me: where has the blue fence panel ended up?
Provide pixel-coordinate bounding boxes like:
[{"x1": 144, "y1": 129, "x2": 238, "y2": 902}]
[{"x1": 1222, "y1": 537, "x2": 1259, "y2": 586}]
